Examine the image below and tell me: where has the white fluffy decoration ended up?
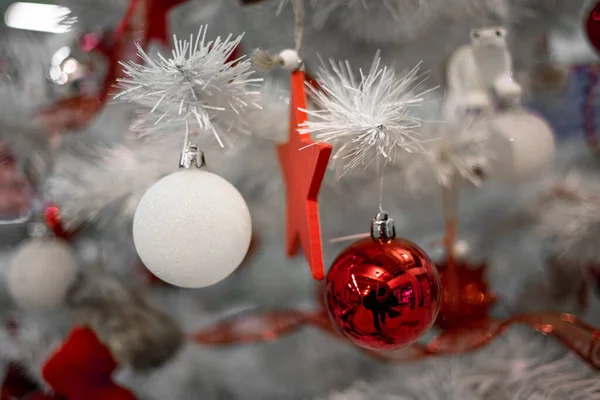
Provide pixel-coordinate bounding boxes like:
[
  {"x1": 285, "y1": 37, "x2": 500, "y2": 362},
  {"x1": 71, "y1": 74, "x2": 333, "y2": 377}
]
[
  {"x1": 301, "y1": 53, "x2": 432, "y2": 176},
  {"x1": 9, "y1": 238, "x2": 78, "y2": 309},
  {"x1": 406, "y1": 118, "x2": 491, "y2": 193},
  {"x1": 133, "y1": 169, "x2": 252, "y2": 288},
  {"x1": 305, "y1": 0, "x2": 508, "y2": 45},
  {"x1": 487, "y1": 110, "x2": 555, "y2": 182},
  {"x1": 48, "y1": 136, "x2": 181, "y2": 230},
  {"x1": 537, "y1": 171, "x2": 600, "y2": 266},
  {"x1": 116, "y1": 27, "x2": 261, "y2": 147}
]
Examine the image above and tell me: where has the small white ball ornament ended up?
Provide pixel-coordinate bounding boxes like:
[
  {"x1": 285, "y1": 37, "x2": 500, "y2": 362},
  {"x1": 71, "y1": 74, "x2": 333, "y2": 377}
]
[
  {"x1": 9, "y1": 238, "x2": 78, "y2": 309},
  {"x1": 279, "y1": 49, "x2": 301, "y2": 70},
  {"x1": 488, "y1": 111, "x2": 555, "y2": 182},
  {"x1": 133, "y1": 169, "x2": 252, "y2": 288}
]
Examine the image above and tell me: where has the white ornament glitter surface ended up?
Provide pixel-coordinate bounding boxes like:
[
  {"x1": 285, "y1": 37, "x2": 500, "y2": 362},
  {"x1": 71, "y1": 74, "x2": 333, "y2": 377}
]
[
  {"x1": 9, "y1": 238, "x2": 78, "y2": 309},
  {"x1": 488, "y1": 111, "x2": 555, "y2": 182},
  {"x1": 133, "y1": 169, "x2": 252, "y2": 288}
]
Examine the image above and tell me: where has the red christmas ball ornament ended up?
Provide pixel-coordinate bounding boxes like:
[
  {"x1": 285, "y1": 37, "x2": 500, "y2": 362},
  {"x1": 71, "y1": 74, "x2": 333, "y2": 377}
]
[
  {"x1": 585, "y1": 1, "x2": 600, "y2": 54},
  {"x1": 325, "y1": 213, "x2": 441, "y2": 350}
]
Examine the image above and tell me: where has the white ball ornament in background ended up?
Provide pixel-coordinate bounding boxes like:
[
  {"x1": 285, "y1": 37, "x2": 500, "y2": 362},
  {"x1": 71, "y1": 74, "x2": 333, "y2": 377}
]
[
  {"x1": 133, "y1": 169, "x2": 252, "y2": 288},
  {"x1": 488, "y1": 111, "x2": 555, "y2": 182},
  {"x1": 279, "y1": 49, "x2": 301, "y2": 70},
  {"x1": 9, "y1": 238, "x2": 78, "y2": 309}
]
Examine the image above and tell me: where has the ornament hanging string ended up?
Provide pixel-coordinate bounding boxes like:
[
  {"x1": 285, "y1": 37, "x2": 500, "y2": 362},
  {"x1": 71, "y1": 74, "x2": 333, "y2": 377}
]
[
  {"x1": 292, "y1": 0, "x2": 304, "y2": 54},
  {"x1": 252, "y1": 0, "x2": 305, "y2": 70}
]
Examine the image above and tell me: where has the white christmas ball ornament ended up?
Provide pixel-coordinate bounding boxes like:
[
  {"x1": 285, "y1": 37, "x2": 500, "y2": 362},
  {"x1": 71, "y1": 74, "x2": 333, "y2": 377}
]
[
  {"x1": 279, "y1": 49, "x2": 301, "y2": 70},
  {"x1": 488, "y1": 111, "x2": 555, "y2": 182},
  {"x1": 133, "y1": 169, "x2": 252, "y2": 288},
  {"x1": 9, "y1": 238, "x2": 78, "y2": 309}
]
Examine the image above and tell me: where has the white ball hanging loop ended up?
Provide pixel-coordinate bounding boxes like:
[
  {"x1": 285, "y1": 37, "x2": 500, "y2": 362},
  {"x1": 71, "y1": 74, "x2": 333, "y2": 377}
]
[
  {"x1": 133, "y1": 169, "x2": 252, "y2": 288},
  {"x1": 279, "y1": 49, "x2": 301, "y2": 71}
]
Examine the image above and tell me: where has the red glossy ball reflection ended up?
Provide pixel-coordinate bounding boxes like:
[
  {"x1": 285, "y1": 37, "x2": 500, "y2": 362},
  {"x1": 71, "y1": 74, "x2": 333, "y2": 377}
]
[
  {"x1": 325, "y1": 237, "x2": 441, "y2": 350},
  {"x1": 585, "y1": 2, "x2": 600, "y2": 54}
]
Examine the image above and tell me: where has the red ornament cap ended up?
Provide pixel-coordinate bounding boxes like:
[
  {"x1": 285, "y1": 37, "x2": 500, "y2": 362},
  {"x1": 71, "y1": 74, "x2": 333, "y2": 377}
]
[
  {"x1": 586, "y1": 2, "x2": 600, "y2": 54},
  {"x1": 277, "y1": 70, "x2": 332, "y2": 280},
  {"x1": 325, "y1": 213, "x2": 441, "y2": 350}
]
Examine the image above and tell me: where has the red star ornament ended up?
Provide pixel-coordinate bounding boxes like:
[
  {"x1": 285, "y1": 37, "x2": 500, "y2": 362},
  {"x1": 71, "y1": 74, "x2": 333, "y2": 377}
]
[
  {"x1": 277, "y1": 70, "x2": 332, "y2": 280},
  {"x1": 143, "y1": 0, "x2": 189, "y2": 47}
]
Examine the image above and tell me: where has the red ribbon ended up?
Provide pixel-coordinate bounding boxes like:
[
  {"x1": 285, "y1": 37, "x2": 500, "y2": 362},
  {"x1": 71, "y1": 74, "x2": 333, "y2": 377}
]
[{"x1": 190, "y1": 307, "x2": 600, "y2": 369}]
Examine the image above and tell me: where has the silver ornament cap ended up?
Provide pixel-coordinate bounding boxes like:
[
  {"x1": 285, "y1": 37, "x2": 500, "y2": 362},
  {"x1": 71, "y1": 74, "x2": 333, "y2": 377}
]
[
  {"x1": 371, "y1": 212, "x2": 396, "y2": 241},
  {"x1": 179, "y1": 143, "x2": 206, "y2": 169}
]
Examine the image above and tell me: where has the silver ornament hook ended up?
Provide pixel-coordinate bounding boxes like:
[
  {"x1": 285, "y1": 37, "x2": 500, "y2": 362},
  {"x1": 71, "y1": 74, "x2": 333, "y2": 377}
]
[
  {"x1": 371, "y1": 211, "x2": 396, "y2": 241},
  {"x1": 179, "y1": 142, "x2": 206, "y2": 169}
]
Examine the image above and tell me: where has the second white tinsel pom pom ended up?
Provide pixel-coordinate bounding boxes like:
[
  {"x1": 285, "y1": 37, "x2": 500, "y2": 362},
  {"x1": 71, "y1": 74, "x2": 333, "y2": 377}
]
[{"x1": 301, "y1": 53, "x2": 432, "y2": 176}]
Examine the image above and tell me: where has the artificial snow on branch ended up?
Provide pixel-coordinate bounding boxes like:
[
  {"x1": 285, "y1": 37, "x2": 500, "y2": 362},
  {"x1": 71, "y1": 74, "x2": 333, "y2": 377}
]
[
  {"x1": 537, "y1": 171, "x2": 600, "y2": 266},
  {"x1": 46, "y1": 135, "x2": 181, "y2": 230},
  {"x1": 405, "y1": 118, "x2": 492, "y2": 194},
  {"x1": 115, "y1": 27, "x2": 261, "y2": 147},
  {"x1": 301, "y1": 53, "x2": 433, "y2": 177}
]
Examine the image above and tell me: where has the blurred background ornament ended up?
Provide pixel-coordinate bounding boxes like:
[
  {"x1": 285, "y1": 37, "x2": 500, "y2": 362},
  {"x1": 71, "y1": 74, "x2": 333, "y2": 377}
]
[
  {"x1": 9, "y1": 233, "x2": 78, "y2": 310},
  {"x1": 444, "y1": 26, "x2": 522, "y2": 119},
  {"x1": 325, "y1": 212, "x2": 441, "y2": 350},
  {"x1": 585, "y1": 1, "x2": 600, "y2": 55},
  {"x1": 487, "y1": 109, "x2": 555, "y2": 182},
  {"x1": 47, "y1": 40, "x2": 98, "y2": 99},
  {"x1": 37, "y1": 326, "x2": 137, "y2": 400}
]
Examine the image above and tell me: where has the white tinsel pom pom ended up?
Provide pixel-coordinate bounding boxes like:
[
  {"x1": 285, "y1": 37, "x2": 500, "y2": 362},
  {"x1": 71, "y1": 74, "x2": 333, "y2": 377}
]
[
  {"x1": 301, "y1": 52, "x2": 432, "y2": 176},
  {"x1": 116, "y1": 27, "x2": 261, "y2": 146},
  {"x1": 9, "y1": 238, "x2": 78, "y2": 309}
]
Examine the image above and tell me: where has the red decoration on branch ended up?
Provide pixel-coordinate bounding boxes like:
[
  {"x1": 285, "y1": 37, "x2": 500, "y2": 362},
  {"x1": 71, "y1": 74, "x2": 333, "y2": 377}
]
[
  {"x1": 37, "y1": 0, "x2": 188, "y2": 133},
  {"x1": 435, "y1": 259, "x2": 496, "y2": 331},
  {"x1": 0, "y1": 364, "x2": 40, "y2": 400},
  {"x1": 277, "y1": 70, "x2": 332, "y2": 280},
  {"x1": 143, "y1": 0, "x2": 188, "y2": 46},
  {"x1": 38, "y1": 326, "x2": 136, "y2": 400},
  {"x1": 586, "y1": 1, "x2": 600, "y2": 54},
  {"x1": 43, "y1": 204, "x2": 75, "y2": 241}
]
